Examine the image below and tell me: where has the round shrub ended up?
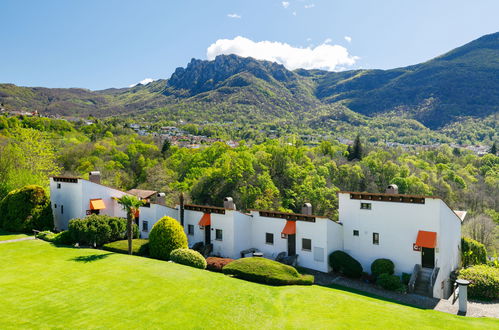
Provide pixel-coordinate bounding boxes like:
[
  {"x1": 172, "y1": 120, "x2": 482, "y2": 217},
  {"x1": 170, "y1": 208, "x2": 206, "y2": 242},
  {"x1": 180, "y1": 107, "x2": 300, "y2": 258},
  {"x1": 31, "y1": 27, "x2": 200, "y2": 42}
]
[
  {"x1": 170, "y1": 248, "x2": 207, "y2": 269},
  {"x1": 223, "y1": 257, "x2": 314, "y2": 286},
  {"x1": 149, "y1": 216, "x2": 188, "y2": 260},
  {"x1": 376, "y1": 273, "x2": 403, "y2": 291},
  {"x1": 206, "y1": 257, "x2": 235, "y2": 272},
  {"x1": 459, "y1": 265, "x2": 499, "y2": 300},
  {"x1": 461, "y1": 237, "x2": 487, "y2": 267},
  {"x1": 329, "y1": 250, "x2": 363, "y2": 278},
  {"x1": 0, "y1": 185, "x2": 53, "y2": 233},
  {"x1": 371, "y1": 258, "x2": 395, "y2": 278}
]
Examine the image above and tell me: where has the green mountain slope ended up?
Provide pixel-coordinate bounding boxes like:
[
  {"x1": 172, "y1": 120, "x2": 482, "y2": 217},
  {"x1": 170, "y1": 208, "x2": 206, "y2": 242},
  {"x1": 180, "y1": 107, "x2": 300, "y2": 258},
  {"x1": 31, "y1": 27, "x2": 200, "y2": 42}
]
[{"x1": 0, "y1": 32, "x2": 498, "y2": 132}]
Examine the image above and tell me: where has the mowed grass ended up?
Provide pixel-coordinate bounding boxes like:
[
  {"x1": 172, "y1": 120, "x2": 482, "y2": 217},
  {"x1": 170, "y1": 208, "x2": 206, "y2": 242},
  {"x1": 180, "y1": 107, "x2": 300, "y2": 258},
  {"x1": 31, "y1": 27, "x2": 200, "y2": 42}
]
[
  {"x1": 0, "y1": 230, "x2": 30, "y2": 241},
  {"x1": 0, "y1": 240, "x2": 497, "y2": 329}
]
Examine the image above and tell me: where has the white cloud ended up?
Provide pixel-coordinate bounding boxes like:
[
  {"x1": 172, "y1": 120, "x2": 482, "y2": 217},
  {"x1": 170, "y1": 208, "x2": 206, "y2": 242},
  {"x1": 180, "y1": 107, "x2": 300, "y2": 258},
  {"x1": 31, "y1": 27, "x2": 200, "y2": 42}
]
[
  {"x1": 227, "y1": 13, "x2": 241, "y2": 19},
  {"x1": 304, "y1": 3, "x2": 315, "y2": 8},
  {"x1": 206, "y1": 36, "x2": 358, "y2": 71},
  {"x1": 129, "y1": 78, "x2": 155, "y2": 87},
  {"x1": 281, "y1": 1, "x2": 290, "y2": 8},
  {"x1": 324, "y1": 38, "x2": 332, "y2": 44},
  {"x1": 292, "y1": 11, "x2": 297, "y2": 16},
  {"x1": 344, "y1": 36, "x2": 352, "y2": 43}
]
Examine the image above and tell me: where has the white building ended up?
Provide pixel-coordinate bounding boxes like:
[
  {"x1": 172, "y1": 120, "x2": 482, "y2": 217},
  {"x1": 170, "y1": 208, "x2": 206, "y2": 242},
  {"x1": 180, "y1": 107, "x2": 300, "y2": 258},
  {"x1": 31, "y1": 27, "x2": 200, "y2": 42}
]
[{"x1": 50, "y1": 175, "x2": 463, "y2": 299}]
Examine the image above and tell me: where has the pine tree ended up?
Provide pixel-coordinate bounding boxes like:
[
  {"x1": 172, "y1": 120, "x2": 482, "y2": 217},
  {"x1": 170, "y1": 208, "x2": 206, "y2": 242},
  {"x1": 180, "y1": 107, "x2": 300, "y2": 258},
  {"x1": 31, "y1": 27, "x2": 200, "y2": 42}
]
[
  {"x1": 161, "y1": 138, "x2": 171, "y2": 155},
  {"x1": 490, "y1": 142, "x2": 497, "y2": 155},
  {"x1": 351, "y1": 135, "x2": 363, "y2": 161}
]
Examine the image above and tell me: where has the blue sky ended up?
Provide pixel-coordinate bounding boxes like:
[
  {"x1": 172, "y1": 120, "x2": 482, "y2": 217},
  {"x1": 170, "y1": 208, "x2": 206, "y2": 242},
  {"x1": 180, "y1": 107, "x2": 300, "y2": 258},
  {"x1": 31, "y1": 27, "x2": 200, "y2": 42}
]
[{"x1": 1, "y1": 0, "x2": 498, "y2": 90}]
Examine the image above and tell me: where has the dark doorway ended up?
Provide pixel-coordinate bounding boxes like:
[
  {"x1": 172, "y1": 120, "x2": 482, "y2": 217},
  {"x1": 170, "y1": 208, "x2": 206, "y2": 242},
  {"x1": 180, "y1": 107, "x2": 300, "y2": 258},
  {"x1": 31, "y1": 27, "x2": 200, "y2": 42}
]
[
  {"x1": 204, "y1": 225, "x2": 211, "y2": 245},
  {"x1": 422, "y1": 247, "x2": 435, "y2": 268},
  {"x1": 287, "y1": 234, "x2": 296, "y2": 256}
]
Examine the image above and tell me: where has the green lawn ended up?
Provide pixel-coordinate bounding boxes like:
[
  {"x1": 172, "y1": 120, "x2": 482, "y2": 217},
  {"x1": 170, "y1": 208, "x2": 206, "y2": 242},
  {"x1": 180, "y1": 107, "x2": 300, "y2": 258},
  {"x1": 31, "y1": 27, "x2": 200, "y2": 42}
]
[
  {"x1": 0, "y1": 230, "x2": 30, "y2": 241},
  {"x1": 0, "y1": 240, "x2": 496, "y2": 329}
]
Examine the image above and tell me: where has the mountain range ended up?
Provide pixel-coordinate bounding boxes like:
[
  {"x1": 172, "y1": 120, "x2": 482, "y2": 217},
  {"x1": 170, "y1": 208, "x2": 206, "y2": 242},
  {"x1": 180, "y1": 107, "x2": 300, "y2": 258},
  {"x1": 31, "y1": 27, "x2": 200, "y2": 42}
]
[{"x1": 1, "y1": 32, "x2": 498, "y2": 131}]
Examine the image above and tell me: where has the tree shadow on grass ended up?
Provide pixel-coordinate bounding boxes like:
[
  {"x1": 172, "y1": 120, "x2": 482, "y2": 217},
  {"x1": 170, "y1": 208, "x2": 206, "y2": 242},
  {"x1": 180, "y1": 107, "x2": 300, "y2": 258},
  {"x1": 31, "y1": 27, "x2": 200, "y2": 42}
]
[{"x1": 70, "y1": 253, "x2": 113, "y2": 263}]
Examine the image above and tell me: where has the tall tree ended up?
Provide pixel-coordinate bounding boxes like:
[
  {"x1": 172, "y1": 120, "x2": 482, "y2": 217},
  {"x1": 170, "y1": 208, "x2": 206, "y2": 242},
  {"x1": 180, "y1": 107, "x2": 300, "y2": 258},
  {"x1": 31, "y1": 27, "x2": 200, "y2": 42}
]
[
  {"x1": 116, "y1": 195, "x2": 144, "y2": 255},
  {"x1": 161, "y1": 138, "x2": 171, "y2": 156},
  {"x1": 490, "y1": 142, "x2": 497, "y2": 155},
  {"x1": 348, "y1": 135, "x2": 363, "y2": 161}
]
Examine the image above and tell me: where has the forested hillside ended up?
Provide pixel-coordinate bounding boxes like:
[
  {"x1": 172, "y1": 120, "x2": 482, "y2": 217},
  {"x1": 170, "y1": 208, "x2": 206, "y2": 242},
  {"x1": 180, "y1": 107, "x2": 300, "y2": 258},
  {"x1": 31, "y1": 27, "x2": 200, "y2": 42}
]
[
  {"x1": 1, "y1": 32, "x2": 498, "y2": 144},
  {"x1": 1, "y1": 115, "x2": 497, "y2": 251}
]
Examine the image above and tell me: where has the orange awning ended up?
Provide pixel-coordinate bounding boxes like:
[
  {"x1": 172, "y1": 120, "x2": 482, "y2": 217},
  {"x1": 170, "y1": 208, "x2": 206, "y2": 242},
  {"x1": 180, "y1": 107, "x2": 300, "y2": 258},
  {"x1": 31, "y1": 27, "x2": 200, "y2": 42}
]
[
  {"x1": 198, "y1": 213, "x2": 211, "y2": 226},
  {"x1": 281, "y1": 221, "x2": 296, "y2": 235},
  {"x1": 415, "y1": 230, "x2": 437, "y2": 248},
  {"x1": 133, "y1": 209, "x2": 140, "y2": 218},
  {"x1": 90, "y1": 199, "x2": 106, "y2": 210}
]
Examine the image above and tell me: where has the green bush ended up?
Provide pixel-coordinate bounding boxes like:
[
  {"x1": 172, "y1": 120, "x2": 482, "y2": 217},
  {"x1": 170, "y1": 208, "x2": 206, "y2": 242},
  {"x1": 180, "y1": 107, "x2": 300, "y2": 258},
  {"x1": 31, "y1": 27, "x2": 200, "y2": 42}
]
[
  {"x1": 0, "y1": 185, "x2": 53, "y2": 233},
  {"x1": 223, "y1": 257, "x2": 314, "y2": 286},
  {"x1": 371, "y1": 258, "x2": 395, "y2": 278},
  {"x1": 329, "y1": 250, "x2": 363, "y2": 278},
  {"x1": 459, "y1": 265, "x2": 499, "y2": 300},
  {"x1": 376, "y1": 273, "x2": 403, "y2": 291},
  {"x1": 102, "y1": 239, "x2": 149, "y2": 256},
  {"x1": 401, "y1": 272, "x2": 411, "y2": 286},
  {"x1": 68, "y1": 214, "x2": 137, "y2": 246},
  {"x1": 36, "y1": 230, "x2": 74, "y2": 245},
  {"x1": 170, "y1": 248, "x2": 207, "y2": 269},
  {"x1": 461, "y1": 237, "x2": 487, "y2": 267},
  {"x1": 149, "y1": 216, "x2": 188, "y2": 260}
]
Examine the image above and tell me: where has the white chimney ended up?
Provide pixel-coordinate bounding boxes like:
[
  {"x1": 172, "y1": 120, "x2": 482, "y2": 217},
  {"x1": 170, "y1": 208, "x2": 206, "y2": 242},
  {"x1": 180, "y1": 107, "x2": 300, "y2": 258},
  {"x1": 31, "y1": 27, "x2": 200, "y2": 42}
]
[
  {"x1": 302, "y1": 203, "x2": 312, "y2": 215},
  {"x1": 156, "y1": 192, "x2": 166, "y2": 205},
  {"x1": 89, "y1": 171, "x2": 101, "y2": 184},
  {"x1": 386, "y1": 184, "x2": 399, "y2": 194},
  {"x1": 223, "y1": 197, "x2": 236, "y2": 210}
]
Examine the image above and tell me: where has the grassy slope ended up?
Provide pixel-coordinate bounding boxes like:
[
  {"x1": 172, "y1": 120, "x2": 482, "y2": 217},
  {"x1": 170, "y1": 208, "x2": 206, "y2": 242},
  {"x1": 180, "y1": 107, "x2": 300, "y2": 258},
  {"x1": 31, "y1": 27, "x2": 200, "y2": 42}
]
[
  {"x1": 0, "y1": 240, "x2": 496, "y2": 329},
  {"x1": 0, "y1": 230, "x2": 29, "y2": 241}
]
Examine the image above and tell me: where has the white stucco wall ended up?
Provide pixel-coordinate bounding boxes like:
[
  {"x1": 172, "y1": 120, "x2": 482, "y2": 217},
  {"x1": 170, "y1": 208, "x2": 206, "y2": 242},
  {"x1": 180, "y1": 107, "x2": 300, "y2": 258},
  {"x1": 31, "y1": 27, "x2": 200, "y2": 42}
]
[
  {"x1": 80, "y1": 180, "x2": 127, "y2": 219},
  {"x1": 233, "y1": 212, "x2": 253, "y2": 258},
  {"x1": 50, "y1": 178, "x2": 83, "y2": 231},
  {"x1": 327, "y1": 220, "x2": 344, "y2": 271},
  {"x1": 139, "y1": 204, "x2": 178, "y2": 239},
  {"x1": 250, "y1": 211, "x2": 288, "y2": 259},
  {"x1": 183, "y1": 209, "x2": 206, "y2": 247},
  {"x1": 296, "y1": 219, "x2": 330, "y2": 272},
  {"x1": 339, "y1": 193, "x2": 441, "y2": 275}
]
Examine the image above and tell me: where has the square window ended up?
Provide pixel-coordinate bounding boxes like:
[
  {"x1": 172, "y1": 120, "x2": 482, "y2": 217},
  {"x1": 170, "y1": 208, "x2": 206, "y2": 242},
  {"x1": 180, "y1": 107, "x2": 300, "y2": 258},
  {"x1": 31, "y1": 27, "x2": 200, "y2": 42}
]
[
  {"x1": 188, "y1": 224, "x2": 194, "y2": 235},
  {"x1": 142, "y1": 221, "x2": 148, "y2": 232},
  {"x1": 302, "y1": 238, "x2": 312, "y2": 251},
  {"x1": 265, "y1": 233, "x2": 274, "y2": 245},
  {"x1": 373, "y1": 232, "x2": 379, "y2": 245},
  {"x1": 360, "y1": 203, "x2": 371, "y2": 210},
  {"x1": 215, "y1": 229, "x2": 223, "y2": 241},
  {"x1": 353, "y1": 230, "x2": 359, "y2": 236}
]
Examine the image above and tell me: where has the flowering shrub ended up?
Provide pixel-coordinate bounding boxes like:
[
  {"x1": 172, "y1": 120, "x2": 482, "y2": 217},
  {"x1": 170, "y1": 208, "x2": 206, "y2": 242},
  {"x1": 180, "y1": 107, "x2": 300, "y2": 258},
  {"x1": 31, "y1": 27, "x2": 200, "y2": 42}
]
[{"x1": 206, "y1": 257, "x2": 234, "y2": 272}]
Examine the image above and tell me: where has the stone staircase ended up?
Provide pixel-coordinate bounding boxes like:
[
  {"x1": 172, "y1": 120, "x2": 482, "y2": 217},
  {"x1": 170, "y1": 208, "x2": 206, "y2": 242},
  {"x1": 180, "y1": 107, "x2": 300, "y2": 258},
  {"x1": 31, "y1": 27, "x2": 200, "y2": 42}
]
[{"x1": 414, "y1": 267, "x2": 434, "y2": 296}]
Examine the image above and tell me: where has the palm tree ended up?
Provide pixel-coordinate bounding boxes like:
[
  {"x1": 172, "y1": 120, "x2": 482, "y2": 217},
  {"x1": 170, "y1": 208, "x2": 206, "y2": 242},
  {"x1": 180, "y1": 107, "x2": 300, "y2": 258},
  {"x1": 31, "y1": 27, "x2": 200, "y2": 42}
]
[{"x1": 116, "y1": 195, "x2": 144, "y2": 255}]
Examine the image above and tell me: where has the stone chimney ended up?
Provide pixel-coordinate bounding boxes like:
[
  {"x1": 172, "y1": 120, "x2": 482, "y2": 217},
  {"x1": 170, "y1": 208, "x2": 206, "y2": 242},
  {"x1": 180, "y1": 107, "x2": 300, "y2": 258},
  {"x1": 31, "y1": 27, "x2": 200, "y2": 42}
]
[
  {"x1": 301, "y1": 203, "x2": 312, "y2": 215},
  {"x1": 223, "y1": 197, "x2": 236, "y2": 210},
  {"x1": 386, "y1": 184, "x2": 399, "y2": 194},
  {"x1": 156, "y1": 192, "x2": 166, "y2": 205},
  {"x1": 89, "y1": 171, "x2": 101, "y2": 184}
]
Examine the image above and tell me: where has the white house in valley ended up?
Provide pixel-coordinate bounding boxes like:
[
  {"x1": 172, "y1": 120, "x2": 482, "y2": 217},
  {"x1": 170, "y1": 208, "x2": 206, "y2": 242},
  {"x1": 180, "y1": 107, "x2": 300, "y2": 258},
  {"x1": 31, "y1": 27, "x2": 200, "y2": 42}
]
[{"x1": 50, "y1": 174, "x2": 464, "y2": 299}]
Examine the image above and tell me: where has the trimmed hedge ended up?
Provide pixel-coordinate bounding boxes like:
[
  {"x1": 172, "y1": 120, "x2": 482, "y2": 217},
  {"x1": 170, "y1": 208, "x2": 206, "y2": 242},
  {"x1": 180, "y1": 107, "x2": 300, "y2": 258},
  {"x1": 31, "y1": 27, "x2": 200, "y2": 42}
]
[
  {"x1": 36, "y1": 230, "x2": 73, "y2": 245},
  {"x1": 459, "y1": 265, "x2": 499, "y2": 300},
  {"x1": 0, "y1": 185, "x2": 53, "y2": 233},
  {"x1": 376, "y1": 273, "x2": 404, "y2": 291},
  {"x1": 149, "y1": 216, "x2": 188, "y2": 260},
  {"x1": 102, "y1": 239, "x2": 149, "y2": 256},
  {"x1": 329, "y1": 250, "x2": 363, "y2": 278},
  {"x1": 371, "y1": 258, "x2": 395, "y2": 278},
  {"x1": 68, "y1": 214, "x2": 138, "y2": 247},
  {"x1": 461, "y1": 237, "x2": 487, "y2": 267},
  {"x1": 206, "y1": 257, "x2": 235, "y2": 272},
  {"x1": 223, "y1": 257, "x2": 314, "y2": 286},
  {"x1": 170, "y1": 248, "x2": 207, "y2": 269}
]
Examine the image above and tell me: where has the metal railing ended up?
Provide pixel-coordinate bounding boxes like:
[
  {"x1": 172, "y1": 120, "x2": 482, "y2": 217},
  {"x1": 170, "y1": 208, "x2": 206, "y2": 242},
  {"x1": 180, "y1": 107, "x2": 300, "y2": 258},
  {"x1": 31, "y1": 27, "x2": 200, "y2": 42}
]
[
  {"x1": 408, "y1": 264, "x2": 421, "y2": 293},
  {"x1": 429, "y1": 267, "x2": 439, "y2": 296}
]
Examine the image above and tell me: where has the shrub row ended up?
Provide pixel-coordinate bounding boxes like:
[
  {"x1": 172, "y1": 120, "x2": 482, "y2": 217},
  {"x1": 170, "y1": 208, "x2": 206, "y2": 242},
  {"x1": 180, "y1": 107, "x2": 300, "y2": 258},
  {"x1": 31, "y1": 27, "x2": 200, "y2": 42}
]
[
  {"x1": 0, "y1": 185, "x2": 53, "y2": 233},
  {"x1": 102, "y1": 239, "x2": 150, "y2": 256},
  {"x1": 376, "y1": 273, "x2": 404, "y2": 292},
  {"x1": 461, "y1": 237, "x2": 487, "y2": 267},
  {"x1": 459, "y1": 265, "x2": 499, "y2": 300},
  {"x1": 206, "y1": 257, "x2": 234, "y2": 272},
  {"x1": 329, "y1": 251, "x2": 363, "y2": 278},
  {"x1": 223, "y1": 257, "x2": 314, "y2": 286},
  {"x1": 36, "y1": 230, "x2": 73, "y2": 245},
  {"x1": 371, "y1": 258, "x2": 394, "y2": 278},
  {"x1": 68, "y1": 214, "x2": 138, "y2": 247},
  {"x1": 170, "y1": 248, "x2": 207, "y2": 269}
]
